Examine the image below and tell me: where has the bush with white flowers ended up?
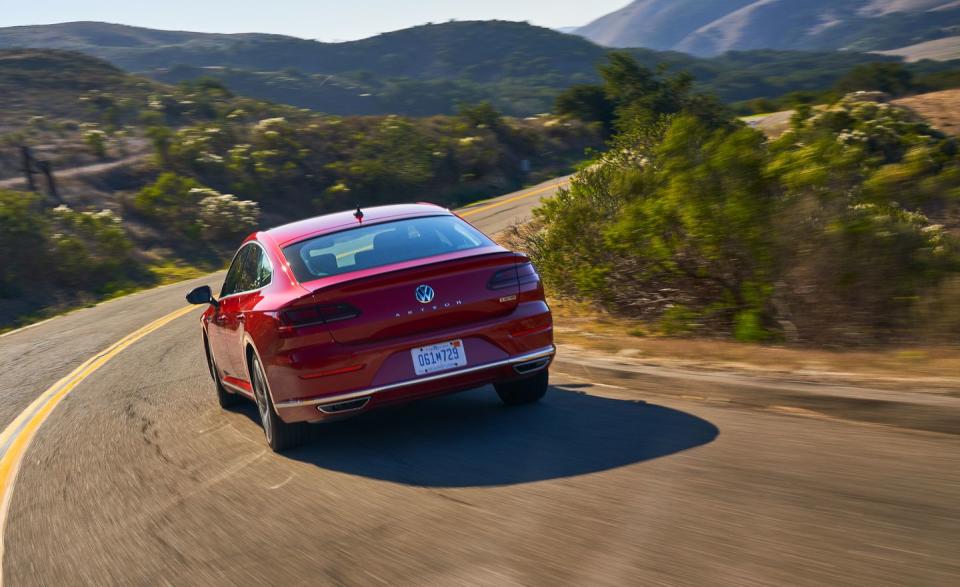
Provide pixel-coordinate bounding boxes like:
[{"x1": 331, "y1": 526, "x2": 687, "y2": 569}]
[{"x1": 196, "y1": 190, "x2": 260, "y2": 241}]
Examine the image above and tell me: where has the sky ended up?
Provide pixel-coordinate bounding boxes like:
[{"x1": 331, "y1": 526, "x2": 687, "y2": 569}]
[{"x1": 1, "y1": 0, "x2": 630, "y2": 41}]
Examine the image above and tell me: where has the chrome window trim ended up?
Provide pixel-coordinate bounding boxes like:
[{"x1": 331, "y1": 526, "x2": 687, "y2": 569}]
[
  {"x1": 274, "y1": 345, "x2": 555, "y2": 410},
  {"x1": 219, "y1": 240, "x2": 275, "y2": 300}
]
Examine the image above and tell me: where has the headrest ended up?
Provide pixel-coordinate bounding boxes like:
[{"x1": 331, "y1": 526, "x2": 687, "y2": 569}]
[
  {"x1": 305, "y1": 252, "x2": 338, "y2": 276},
  {"x1": 373, "y1": 229, "x2": 407, "y2": 251}
]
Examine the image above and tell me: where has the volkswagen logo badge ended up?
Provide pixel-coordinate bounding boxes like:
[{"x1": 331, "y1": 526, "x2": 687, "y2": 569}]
[{"x1": 415, "y1": 284, "x2": 435, "y2": 304}]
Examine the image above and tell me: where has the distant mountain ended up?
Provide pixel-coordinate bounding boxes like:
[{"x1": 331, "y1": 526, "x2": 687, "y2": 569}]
[
  {"x1": 0, "y1": 20, "x2": 607, "y2": 82},
  {"x1": 0, "y1": 20, "x2": 617, "y2": 116},
  {"x1": 0, "y1": 20, "x2": 954, "y2": 117},
  {"x1": 0, "y1": 20, "x2": 285, "y2": 51},
  {"x1": 577, "y1": 0, "x2": 960, "y2": 56}
]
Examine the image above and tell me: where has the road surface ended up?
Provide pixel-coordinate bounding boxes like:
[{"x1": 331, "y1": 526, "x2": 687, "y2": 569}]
[{"x1": 0, "y1": 176, "x2": 958, "y2": 586}]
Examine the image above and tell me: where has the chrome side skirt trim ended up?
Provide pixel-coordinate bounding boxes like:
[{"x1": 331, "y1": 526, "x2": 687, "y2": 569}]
[{"x1": 275, "y1": 345, "x2": 555, "y2": 410}]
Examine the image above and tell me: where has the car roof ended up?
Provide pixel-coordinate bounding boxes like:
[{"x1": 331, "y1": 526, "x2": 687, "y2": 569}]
[{"x1": 264, "y1": 203, "x2": 451, "y2": 247}]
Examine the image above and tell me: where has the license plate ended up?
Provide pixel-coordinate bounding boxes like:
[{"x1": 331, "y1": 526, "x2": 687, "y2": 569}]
[{"x1": 411, "y1": 339, "x2": 467, "y2": 375}]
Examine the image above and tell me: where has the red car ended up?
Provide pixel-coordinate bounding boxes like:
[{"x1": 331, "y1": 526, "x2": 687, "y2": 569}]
[{"x1": 187, "y1": 204, "x2": 554, "y2": 451}]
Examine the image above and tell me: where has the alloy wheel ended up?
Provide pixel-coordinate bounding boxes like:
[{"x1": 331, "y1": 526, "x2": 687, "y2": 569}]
[{"x1": 252, "y1": 359, "x2": 273, "y2": 443}]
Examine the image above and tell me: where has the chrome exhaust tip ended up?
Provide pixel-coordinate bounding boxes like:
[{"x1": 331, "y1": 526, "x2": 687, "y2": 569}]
[
  {"x1": 317, "y1": 397, "x2": 370, "y2": 414},
  {"x1": 513, "y1": 356, "x2": 551, "y2": 375}
]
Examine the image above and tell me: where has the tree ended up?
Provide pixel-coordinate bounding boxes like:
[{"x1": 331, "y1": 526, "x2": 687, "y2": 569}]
[
  {"x1": 606, "y1": 116, "x2": 777, "y2": 340},
  {"x1": 146, "y1": 125, "x2": 173, "y2": 165},
  {"x1": 556, "y1": 53, "x2": 728, "y2": 132},
  {"x1": 84, "y1": 129, "x2": 108, "y2": 159},
  {"x1": 555, "y1": 85, "x2": 615, "y2": 133},
  {"x1": 834, "y1": 63, "x2": 915, "y2": 97},
  {"x1": 458, "y1": 101, "x2": 503, "y2": 129}
]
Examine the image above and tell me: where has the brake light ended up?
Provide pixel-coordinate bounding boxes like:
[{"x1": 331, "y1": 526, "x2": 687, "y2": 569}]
[
  {"x1": 488, "y1": 263, "x2": 540, "y2": 290},
  {"x1": 488, "y1": 268, "x2": 517, "y2": 290},
  {"x1": 516, "y1": 263, "x2": 540, "y2": 286},
  {"x1": 280, "y1": 303, "x2": 361, "y2": 328}
]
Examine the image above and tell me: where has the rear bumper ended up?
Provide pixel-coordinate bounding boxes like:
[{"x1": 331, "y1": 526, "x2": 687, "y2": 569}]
[
  {"x1": 275, "y1": 344, "x2": 554, "y2": 422},
  {"x1": 263, "y1": 299, "x2": 553, "y2": 423}
]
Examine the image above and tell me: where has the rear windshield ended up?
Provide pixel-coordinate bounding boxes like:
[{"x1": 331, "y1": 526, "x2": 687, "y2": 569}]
[{"x1": 282, "y1": 215, "x2": 495, "y2": 283}]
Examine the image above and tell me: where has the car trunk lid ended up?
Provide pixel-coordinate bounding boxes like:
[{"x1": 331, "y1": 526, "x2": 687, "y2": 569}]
[{"x1": 293, "y1": 249, "x2": 520, "y2": 344}]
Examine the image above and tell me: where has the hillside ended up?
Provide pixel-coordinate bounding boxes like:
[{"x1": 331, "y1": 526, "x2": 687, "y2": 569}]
[
  {"x1": 0, "y1": 47, "x2": 603, "y2": 327},
  {"x1": 1, "y1": 21, "x2": 934, "y2": 117},
  {"x1": 0, "y1": 49, "x2": 313, "y2": 181},
  {"x1": 0, "y1": 49, "x2": 156, "y2": 126},
  {"x1": 0, "y1": 21, "x2": 607, "y2": 81},
  {"x1": 0, "y1": 47, "x2": 600, "y2": 211},
  {"x1": 0, "y1": 21, "x2": 614, "y2": 116},
  {"x1": 893, "y1": 87, "x2": 960, "y2": 134},
  {"x1": 876, "y1": 35, "x2": 960, "y2": 61},
  {"x1": 578, "y1": 0, "x2": 960, "y2": 56}
]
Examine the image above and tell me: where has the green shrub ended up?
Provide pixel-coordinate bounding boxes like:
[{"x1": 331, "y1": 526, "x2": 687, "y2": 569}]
[
  {"x1": 524, "y1": 93, "x2": 960, "y2": 344},
  {"x1": 0, "y1": 190, "x2": 49, "y2": 297},
  {"x1": 83, "y1": 128, "x2": 108, "y2": 159},
  {"x1": 154, "y1": 112, "x2": 600, "y2": 216},
  {"x1": 0, "y1": 189, "x2": 142, "y2": 305},
  {"x1": 134, "y1": 173, "x2": 259, "y2": 241},
  {"x1": 49, "y1": 205, "x2": 136, "y2": 292},
  {"x1": 196, "y1": 190, "x2": 260, "y2": 241},
  {"x1": 133, "y1": 172, "x2": 204, "y2": 232},
  {"x1": 768, "y1": 95, "x2": 958, "y2": 341}
]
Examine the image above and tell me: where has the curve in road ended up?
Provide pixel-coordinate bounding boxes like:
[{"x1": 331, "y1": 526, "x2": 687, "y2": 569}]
[
  {"x1": 0, "y1": 176, "x2": 573, "y2": 576},
  {"x1": 1, "y1": 175, "x2": 958, "y2": 586}
]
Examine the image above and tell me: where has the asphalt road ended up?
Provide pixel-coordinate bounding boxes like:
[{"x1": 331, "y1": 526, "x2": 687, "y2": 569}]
[{"x1": 1, "y1": 176, "x2": 958, "y2": 586}]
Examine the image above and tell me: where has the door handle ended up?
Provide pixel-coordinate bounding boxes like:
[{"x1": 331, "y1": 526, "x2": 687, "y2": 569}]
[
  {"x1": 237, "y1": 314, "x2": 246, "y2": 322},
  {"x1": 213, "y1": 314, "x2": 227, "y2": 324}
]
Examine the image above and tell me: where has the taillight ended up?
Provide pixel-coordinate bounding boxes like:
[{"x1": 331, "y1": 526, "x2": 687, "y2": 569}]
[
  {"x1": 488, "y1": 268, "x2": 518, "y2": 290},
  {"x1": 488, "y1": 263, "x2": 540, "y2": 290},
  {"x1": 516, "y1": 263, "x2": 540, "y2": 286},
  {"x1": 280, "y1": 303, "x2": 361, "y2": 328}
]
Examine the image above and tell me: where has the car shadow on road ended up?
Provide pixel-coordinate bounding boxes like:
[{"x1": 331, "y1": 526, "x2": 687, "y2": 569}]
[{"x1": 259, "y1": 384, "x2": 719, "y2": 487}]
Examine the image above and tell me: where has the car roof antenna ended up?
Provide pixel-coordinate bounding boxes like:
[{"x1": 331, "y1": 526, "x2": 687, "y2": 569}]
[{"x1": 354, "y1": 205, "x2": 364, "y2": 223}]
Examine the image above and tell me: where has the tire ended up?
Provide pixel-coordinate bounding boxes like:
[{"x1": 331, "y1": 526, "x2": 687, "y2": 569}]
[
  {"x1": 495, "y1": 369, "x2": 549, "y2": 406},
  {"x1": 250, "y1": 355, "x2": 307, "y2": 452},
  {"x1": 206, "y1": 340, "x2": 239, "y2": 409}
]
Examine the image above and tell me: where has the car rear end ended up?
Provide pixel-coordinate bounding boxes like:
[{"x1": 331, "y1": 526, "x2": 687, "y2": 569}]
[{"x1": 262, "y1": 210, "x2": 554, "y2": 423}]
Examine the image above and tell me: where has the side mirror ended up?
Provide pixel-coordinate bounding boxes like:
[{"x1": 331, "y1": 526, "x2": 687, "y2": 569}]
[{"x1": 186, "y1": 285, "x2": 218, "y2": 307}]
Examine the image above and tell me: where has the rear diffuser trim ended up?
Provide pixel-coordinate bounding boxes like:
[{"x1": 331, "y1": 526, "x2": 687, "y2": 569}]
[{"x1": 274, "y1": 345, "x2": 555, "y2": 410}]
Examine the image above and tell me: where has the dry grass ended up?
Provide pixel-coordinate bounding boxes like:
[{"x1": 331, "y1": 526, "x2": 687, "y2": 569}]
[
  {"x1": 893, "y1": 89, "x2": 960, "y2": 136},
  {"x1": 741, "y1": 90, "x2": 960, "y2": 140},
  {"x1": 874, "y1": 35, "x2": 960, "y2": 62},
  {"x1": 549, "y1": 299, "x2": 960, "y2": 383},
  {"x1": 743, "y1": 110, "x2": 795, "y2": 138}
]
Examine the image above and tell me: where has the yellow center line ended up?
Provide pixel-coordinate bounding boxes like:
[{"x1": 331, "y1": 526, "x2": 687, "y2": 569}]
[
  {"x1": 458, "y1": 179, "x2": 569, "y2": 218},
  {"x1": 0, "y1": 304, "x2": 199, "y2": 582}
]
